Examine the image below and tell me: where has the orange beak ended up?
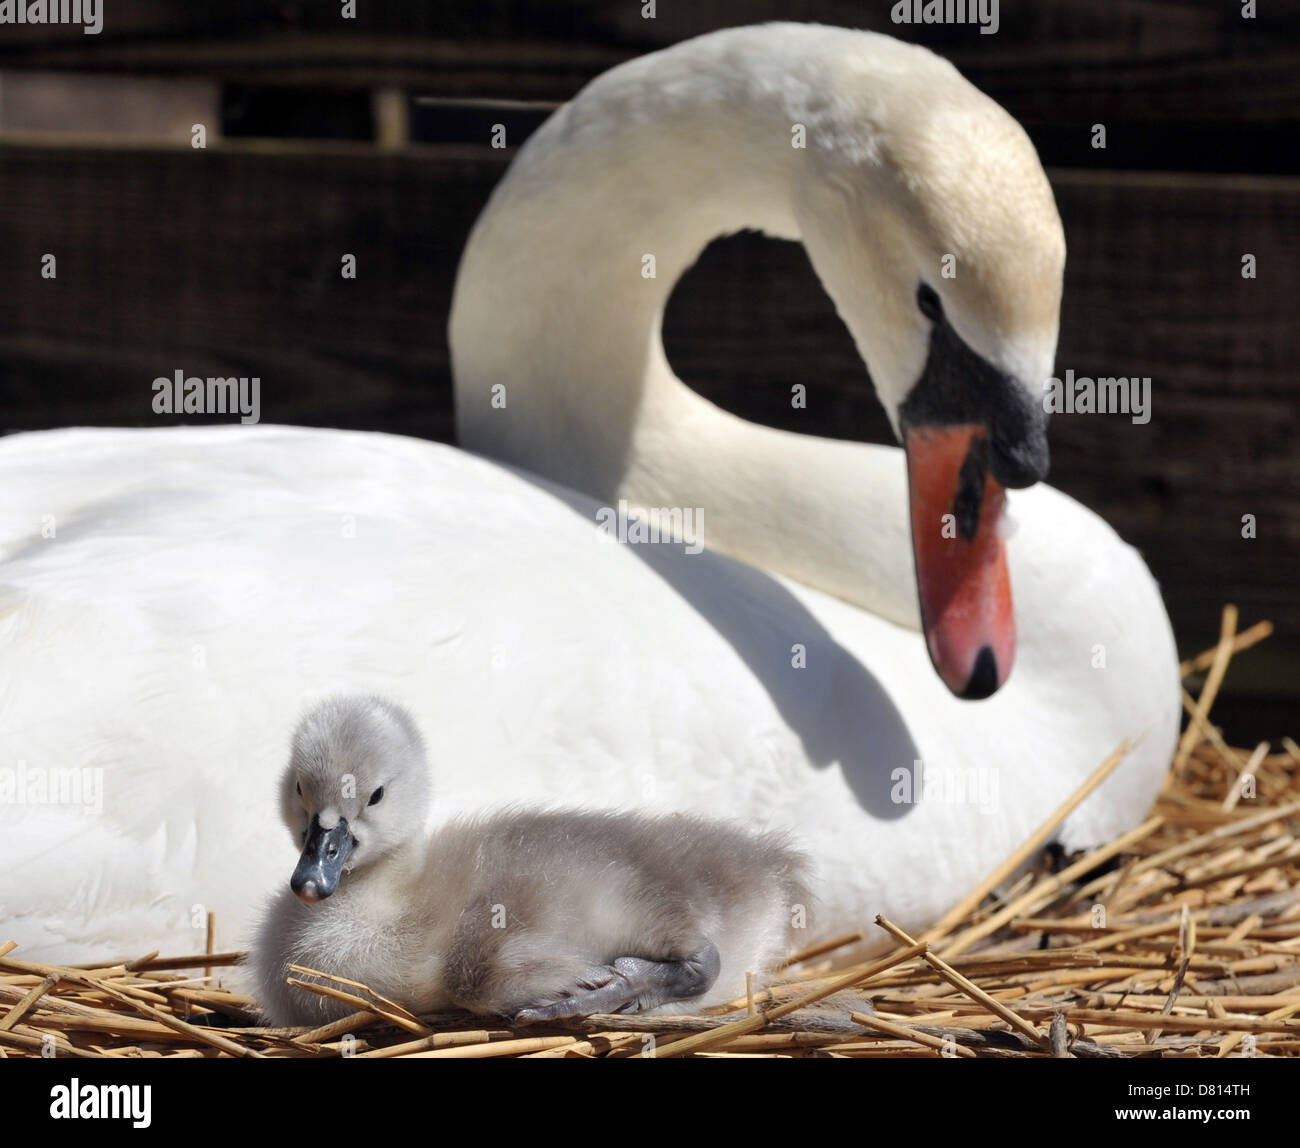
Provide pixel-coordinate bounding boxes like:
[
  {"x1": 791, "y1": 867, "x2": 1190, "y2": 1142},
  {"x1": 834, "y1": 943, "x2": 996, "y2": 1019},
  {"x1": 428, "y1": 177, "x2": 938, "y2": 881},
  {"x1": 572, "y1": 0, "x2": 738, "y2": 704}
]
[{"x1": 904, "y1": 425, "x2": 1014, "y2": 699}]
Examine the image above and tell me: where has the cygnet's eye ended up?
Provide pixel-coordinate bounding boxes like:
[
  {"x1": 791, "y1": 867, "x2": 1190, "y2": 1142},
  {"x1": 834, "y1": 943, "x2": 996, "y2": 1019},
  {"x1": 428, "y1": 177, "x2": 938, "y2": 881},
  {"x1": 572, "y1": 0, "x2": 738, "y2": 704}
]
[
  {"x1": 295, "y1": 781, "x2": 302, "y2": 797},
  {"x1": 368, "y1": 786, "x2": 384, "y2": 807},
  {"x1": 916, "y1": 282, "x2": 943, "y2": 322}
]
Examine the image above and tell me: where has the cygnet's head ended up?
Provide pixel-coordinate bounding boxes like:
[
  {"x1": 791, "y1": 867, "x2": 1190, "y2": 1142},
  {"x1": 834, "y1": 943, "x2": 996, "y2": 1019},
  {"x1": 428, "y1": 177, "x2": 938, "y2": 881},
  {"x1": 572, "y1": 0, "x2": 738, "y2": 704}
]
[{"x1": 281, "y1": 696, "x2": 429, "y2": 904}]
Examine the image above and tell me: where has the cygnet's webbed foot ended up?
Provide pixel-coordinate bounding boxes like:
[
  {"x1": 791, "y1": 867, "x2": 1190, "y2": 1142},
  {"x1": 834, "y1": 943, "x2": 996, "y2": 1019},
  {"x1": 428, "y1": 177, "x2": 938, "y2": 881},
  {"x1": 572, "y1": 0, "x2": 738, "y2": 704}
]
[{"x1": 513, "y1": 941, "x2": 721, "y2": 1025}]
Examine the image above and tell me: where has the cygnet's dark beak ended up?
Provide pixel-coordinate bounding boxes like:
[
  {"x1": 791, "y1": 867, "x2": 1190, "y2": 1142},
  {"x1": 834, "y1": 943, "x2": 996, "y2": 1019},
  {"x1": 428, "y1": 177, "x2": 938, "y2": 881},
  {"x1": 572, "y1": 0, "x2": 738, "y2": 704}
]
[{"x1": 290, "y1": 815, "x2": 354, "y2": 904}]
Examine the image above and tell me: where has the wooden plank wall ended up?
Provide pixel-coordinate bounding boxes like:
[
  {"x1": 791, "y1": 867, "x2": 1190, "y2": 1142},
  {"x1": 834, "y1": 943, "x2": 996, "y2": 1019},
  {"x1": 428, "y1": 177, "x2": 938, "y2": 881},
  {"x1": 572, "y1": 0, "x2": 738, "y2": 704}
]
[
  {"x1": 0, "y1": 1, "x2": 1296, "y2": 720},
  {"x1": 1, "y1": 1, "x2": 1295, "y2": 130}
]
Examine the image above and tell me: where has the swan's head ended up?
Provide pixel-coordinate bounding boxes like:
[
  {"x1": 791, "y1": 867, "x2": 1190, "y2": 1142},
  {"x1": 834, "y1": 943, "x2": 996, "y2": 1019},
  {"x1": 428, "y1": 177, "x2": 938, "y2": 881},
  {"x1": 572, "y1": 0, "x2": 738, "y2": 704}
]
[
  {"x1": 793, "y1": 56, "x2": 1065, "y2": 698},
  {"x1": 280, "y1": 696, "x2": 429, "y2": 904}
]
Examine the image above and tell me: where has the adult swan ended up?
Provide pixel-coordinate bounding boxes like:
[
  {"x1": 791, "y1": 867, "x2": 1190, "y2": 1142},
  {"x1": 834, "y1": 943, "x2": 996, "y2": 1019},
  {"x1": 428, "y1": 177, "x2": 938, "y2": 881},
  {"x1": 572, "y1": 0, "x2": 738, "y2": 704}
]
[{"x1": 0, "y1": 25, "x2": 1178, "y2": 963}]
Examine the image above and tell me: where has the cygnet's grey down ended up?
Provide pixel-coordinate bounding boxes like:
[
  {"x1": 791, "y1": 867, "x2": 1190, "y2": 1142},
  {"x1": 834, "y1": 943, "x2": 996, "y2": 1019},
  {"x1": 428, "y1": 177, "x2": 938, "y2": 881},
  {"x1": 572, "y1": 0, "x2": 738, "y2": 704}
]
[{"x1": 249, "y1": 696, "x2": 812, "y2": 1027}]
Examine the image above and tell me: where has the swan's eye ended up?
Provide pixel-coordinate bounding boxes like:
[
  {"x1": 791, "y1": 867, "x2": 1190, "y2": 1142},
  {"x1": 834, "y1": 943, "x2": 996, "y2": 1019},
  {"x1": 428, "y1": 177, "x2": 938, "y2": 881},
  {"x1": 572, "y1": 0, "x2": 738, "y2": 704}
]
[
  {"x1": 916, "y1": 282, "x2": 943, "y2": 322},
  {"x1": 368, "y1": 786, "x2": 384, "y2": 806}
]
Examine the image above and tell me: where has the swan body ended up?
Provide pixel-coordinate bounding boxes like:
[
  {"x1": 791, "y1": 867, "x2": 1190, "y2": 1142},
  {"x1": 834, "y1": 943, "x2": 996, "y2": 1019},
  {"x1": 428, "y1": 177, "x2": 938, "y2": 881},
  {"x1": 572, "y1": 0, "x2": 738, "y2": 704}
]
[
  {"x1": 2, "y1": 424, "x2": 1175, "y2": 963},
  {"x1": 0, "y1": 24, "x2": 1180, "y2": 966},
  {"x1": 250, "y1": 697, "x2": 808, "y2": 1026}
]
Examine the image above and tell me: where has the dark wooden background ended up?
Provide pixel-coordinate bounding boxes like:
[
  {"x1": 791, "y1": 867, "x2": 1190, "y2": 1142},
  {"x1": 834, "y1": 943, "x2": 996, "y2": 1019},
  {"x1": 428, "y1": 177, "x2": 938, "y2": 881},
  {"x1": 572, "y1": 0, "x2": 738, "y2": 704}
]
[{"x1": 0, "y1": 1, "x2": 1296, "y2": 735}]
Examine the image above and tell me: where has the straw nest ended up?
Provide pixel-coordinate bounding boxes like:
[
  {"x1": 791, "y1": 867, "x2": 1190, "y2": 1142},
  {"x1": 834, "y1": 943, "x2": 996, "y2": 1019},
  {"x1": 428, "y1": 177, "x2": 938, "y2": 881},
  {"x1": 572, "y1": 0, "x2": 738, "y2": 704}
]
[{"x1": 3, "y1": 607, "x2": 1296, "y2": 1059}]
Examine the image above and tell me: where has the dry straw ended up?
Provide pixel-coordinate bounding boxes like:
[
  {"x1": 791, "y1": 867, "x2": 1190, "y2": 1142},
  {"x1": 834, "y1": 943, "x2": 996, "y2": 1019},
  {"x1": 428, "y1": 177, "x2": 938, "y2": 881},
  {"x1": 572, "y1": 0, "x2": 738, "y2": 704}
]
[{"x1": 3, "y1": 608, "x2": 1296, "y2": 1058}]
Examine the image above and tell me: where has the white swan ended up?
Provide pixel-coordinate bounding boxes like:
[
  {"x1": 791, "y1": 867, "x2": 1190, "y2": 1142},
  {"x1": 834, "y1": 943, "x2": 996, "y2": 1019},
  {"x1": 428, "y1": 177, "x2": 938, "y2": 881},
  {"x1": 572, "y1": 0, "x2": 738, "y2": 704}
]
[
  {"x1": 0, "y1": 24, "x2": 1179, "y2": 965},
  {"x1": 250, "y1": 696, "x2": 807, "y2": 1026}
]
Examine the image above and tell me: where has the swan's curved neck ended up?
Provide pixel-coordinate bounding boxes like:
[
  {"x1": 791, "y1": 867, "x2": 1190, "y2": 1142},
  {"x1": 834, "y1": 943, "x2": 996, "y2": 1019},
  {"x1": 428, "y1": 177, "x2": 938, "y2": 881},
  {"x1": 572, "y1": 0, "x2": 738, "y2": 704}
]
[{"x1": 451, "y1": 27, "x2": 923, "y2": 627}]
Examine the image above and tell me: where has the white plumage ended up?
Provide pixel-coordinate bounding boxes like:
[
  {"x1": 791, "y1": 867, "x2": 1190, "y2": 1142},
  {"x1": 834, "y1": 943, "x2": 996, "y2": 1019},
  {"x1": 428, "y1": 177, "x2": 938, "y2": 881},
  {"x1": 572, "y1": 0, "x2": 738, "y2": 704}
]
[{"x1": 0, "y1": 25, "x2": 1179, "y2": 966}]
